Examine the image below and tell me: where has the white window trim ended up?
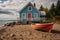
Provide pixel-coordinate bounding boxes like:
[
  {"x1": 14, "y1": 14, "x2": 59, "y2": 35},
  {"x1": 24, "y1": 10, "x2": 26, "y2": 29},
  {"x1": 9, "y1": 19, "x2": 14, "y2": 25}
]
[
  {"x1": 28, "y1": 6, "x2": 32, "y2": 11},
  {"x1": 22, "y1": 13, "x2": 26, "y2": 19},
  {"x1": 34, "y1": 13, "x2": 38, "y2": 18}
]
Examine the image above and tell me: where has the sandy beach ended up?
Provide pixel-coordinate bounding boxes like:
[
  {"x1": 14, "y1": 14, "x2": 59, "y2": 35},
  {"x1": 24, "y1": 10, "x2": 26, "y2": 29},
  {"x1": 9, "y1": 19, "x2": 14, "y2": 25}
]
[{"x1": 0, "y1": 23, "x2": 60, "y2": 40}]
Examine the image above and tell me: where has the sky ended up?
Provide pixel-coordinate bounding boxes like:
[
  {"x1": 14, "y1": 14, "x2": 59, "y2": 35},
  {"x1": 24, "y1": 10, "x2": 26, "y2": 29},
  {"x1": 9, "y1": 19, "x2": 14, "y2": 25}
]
[
  {"x1": 0, "y1": 0, "x2": 7, "y2": 3},
  {"x1": 0, "y1": 0, "x2": 58, "y2": 9},
  {"x1": 0, "y1": 0, "x2": 58, "y2": 20}
]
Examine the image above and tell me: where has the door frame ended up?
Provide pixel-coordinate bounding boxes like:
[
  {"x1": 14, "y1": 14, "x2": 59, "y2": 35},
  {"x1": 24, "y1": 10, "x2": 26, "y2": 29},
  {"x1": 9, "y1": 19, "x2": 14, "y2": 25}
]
[{"x1": 27, "y1": 13, "x2": 32, "y2": 21}]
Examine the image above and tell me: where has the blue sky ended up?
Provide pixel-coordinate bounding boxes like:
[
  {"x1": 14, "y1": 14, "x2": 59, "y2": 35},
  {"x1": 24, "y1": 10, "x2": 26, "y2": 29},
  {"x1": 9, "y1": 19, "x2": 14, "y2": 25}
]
[{"x1": 0, "y1": 0, "x2": 7, "y2": 3}]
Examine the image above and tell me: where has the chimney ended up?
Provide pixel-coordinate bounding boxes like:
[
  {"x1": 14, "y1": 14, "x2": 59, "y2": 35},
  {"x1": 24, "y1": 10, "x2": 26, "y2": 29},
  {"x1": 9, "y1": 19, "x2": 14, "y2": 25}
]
[{"x1": 34, "y1": 3, "x2": 36, "y2": 7}]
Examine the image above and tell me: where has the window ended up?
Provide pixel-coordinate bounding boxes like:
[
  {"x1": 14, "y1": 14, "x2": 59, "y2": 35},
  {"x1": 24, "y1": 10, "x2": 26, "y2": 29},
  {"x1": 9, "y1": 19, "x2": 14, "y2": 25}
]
[
  {"x1": 34, "y1": 13, "x2": 38, "y2": 18},
  {"x1": 28, "y1": 6, "x2": 32, "y2": 11},
  {"x1": 22, "y1": 13, "x2": 26, "y2": 19}
]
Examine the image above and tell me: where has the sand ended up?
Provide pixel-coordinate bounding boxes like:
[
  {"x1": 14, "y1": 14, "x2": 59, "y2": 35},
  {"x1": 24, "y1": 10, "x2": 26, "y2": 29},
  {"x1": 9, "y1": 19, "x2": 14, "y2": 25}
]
[{"x1": 0, "y1": 23, "x2": 60, "y2": 40}]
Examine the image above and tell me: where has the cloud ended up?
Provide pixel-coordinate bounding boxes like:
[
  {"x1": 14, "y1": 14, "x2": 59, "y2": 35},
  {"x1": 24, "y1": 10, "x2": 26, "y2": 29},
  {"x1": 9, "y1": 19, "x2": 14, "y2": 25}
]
[
  {"x1": 0, "y1": 0, "x2": 58, "y2": 9},
  {"x1": 0, "y1": 10, "x2": 18, "y2": 20},
  {"x1": 0, "y1": 0, "x2": 7, "y2": 3},
  {"x1": 0, "y1": 14, "x2": 17, "y2": 20},
  {"x1": 0, "y1": 0, "x2": 58, "y2": 20},
  {"x1": 32, "y1": 0, "x2": 58, "y2": 9}
]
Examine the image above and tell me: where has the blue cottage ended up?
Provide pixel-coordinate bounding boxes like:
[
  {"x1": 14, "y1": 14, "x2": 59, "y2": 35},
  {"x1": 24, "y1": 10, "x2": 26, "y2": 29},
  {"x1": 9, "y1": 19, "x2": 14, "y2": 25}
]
[{"x1": 19, "y1": 2, "x2": 44, "y2": 23}]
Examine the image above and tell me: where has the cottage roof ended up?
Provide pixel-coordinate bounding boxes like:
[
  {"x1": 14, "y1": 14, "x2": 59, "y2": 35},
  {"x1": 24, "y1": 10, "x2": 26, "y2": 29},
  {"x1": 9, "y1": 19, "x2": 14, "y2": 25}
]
[{"x1": 19, "y1": 2, "x2": 41, "y2": 14}]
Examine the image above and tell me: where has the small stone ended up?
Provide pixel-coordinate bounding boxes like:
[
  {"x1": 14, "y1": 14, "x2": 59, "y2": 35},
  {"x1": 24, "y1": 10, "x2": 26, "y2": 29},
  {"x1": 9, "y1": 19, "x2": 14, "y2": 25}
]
[
  {"x1": 20, "y1": 38, "x2": 23, "y2": 40},
  {"x1": 10, "y1": 33, "x2": 16, "y2": 37},
  {"x1": 27, "y1": 31, "x2": 31, "y2": 35},
  {"x1": 0, "y1": 38, "x2": 3, "y2": 40},
  {"x1": 13, "y1": 38, "x2": 17, "y2": 40}
]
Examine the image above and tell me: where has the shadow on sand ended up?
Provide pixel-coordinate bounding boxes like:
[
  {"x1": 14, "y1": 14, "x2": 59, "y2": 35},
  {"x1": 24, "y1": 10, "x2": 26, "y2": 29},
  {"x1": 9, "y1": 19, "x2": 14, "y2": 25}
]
[
  {"x1": 35, "y1": 29, "x2": 60, "y2": 34},
  {"x1": 51, "y1": 30, "x2": 60, "y2": 34},
  {"x1": 35, "y1": 29, "x2": 47, "y2": 32}
]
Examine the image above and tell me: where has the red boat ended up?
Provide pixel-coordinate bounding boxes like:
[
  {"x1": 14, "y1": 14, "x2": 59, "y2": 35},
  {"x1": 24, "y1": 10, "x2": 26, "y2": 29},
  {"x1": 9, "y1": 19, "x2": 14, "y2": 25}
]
[{"x1": 31, "y1": 23, "x2": 54, "y2": 32}]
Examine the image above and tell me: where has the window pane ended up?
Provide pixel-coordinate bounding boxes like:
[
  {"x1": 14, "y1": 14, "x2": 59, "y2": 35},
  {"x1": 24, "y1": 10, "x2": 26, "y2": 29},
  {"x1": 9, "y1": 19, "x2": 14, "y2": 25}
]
[
  {"x1": 29, "y1": 7, "x2": 31, "y2": 10},
  {"x1": 22, "y1": 13, "x2": 26, "y2": 19},
  {"x1": 34, "y1": 13, "x2": 38, "y2": 18},
  {"x1": 28, "y1": 6, "x2": 32, "y2": 11}
]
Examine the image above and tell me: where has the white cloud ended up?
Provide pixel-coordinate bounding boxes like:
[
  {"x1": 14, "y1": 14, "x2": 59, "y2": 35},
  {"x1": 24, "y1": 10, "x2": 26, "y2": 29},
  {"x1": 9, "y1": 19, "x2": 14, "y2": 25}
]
[
  {"x1": 0, "y1": 0, "x2": 58, "y2": 20},
  {"x1": 0, "y1": 0, "x2": 58, "y2": 9},
  {"x1": 0, "y1": 10, "x2": 19, "y2": 20},
  {"x1": 0, "y1": 14, "x2": 17, "y2": 20}
]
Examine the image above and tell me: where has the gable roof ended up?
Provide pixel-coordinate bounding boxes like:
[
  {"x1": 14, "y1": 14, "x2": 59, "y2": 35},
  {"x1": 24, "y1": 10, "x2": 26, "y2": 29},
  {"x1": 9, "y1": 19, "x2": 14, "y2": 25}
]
[{"x1": 19, "y1": 2, "x2": 41, "y2": 14}]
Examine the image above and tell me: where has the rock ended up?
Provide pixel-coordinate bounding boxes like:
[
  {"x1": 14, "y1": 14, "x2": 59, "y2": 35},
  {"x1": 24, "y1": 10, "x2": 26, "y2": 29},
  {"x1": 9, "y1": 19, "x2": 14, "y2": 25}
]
[
  {"x1": 27, "y1": 31, "x2": 31, "y2": 35},
  {"x1": 20, "y1": 38, "x2": 23, "y2": 40},
  {"x1": 0, "y1": 38, "x2": 3, "y2": 40},
  {"x1": 0, "y1": 25, "x2": 60, "y2": 40},
  {"x1": 42, "y1": 34, "x2": 46, "y2": 38},
  {"x1": 10, "y1": 33, "x2": 16, "y2": 37},
  {"x1": 20, "y1": 35, "x2": 23, "y2": 38},
  {"x1": 13, "y1": 38, "x2": 17, "y2": 40}
]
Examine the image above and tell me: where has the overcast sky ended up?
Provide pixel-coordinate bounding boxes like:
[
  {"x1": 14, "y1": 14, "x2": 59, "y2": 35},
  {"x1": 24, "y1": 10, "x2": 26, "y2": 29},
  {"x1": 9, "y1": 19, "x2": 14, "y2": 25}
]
[
  {"x1": 0, "y1": 0, "x2": 58, "y2": 20},
  {"x1": 0, "y1": 0, "x2": 58, "y2": 9}
]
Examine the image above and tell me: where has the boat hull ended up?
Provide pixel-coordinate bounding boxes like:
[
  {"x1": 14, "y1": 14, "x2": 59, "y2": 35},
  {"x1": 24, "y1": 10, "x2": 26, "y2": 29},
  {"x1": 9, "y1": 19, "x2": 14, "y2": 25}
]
[{"x1": 31, "y1": 23, "x2": 54, "y2": 32}]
